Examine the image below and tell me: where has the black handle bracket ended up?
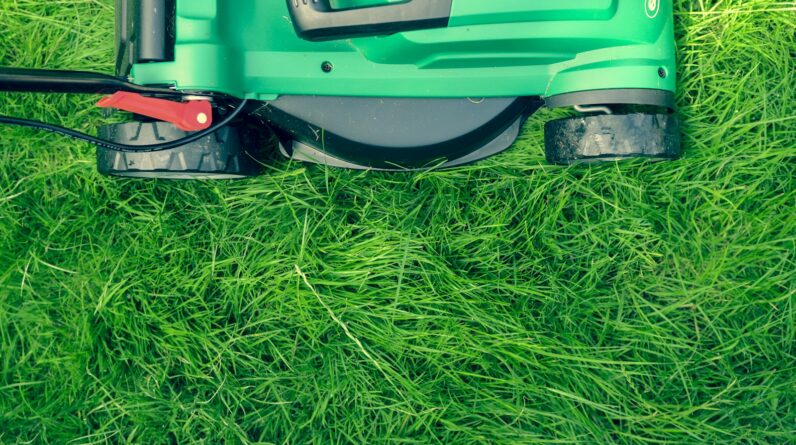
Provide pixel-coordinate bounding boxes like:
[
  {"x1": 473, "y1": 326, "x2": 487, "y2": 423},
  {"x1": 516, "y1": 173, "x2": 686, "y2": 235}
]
[
  {"x1": 286, "y1": 0, "x2": 452, "y2": 41},
  {"x1": 0, "y1": 68, "x2": 183, "y2": 96}
]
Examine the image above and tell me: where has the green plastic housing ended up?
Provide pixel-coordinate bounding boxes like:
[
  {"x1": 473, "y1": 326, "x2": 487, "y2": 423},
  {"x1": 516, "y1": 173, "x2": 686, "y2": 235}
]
[{"x1": 130, "y1": 0, "x2": 676, "y2": 101}]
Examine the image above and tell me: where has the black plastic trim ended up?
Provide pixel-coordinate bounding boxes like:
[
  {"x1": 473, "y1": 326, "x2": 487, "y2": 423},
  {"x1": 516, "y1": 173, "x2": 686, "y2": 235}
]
[
  {"x1": 287, "y1": 0, "x2": 452, "y2": 41},
  {"x1": 115, "y1": 0, "x2": 175, "y2": 76},
  {"x1": 135, "y1": 0, "x2": 175, "y2": 63}
]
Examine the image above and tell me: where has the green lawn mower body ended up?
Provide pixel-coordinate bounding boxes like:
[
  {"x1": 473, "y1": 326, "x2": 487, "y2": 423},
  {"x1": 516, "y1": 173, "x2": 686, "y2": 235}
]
[
  {"x1": 127, "y1": 0, "x2": 676, "y2": 100},
  {"x1": 1, "y1": 0, "x2": 681, "y2": 177}
]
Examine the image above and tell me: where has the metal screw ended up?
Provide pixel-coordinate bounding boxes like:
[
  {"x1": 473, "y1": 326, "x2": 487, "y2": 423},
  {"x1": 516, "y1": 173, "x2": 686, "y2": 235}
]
[
  {"x1": 321, "y1": 61, "x2": 334, "y2": 73},
  {"x1": 658, "y1": 67, "x2": 667, "y2": 78}
]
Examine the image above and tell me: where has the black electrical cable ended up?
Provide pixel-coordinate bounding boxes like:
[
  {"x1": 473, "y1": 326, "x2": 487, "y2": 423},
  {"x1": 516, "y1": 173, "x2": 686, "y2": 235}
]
[{"x1": 0, "y1": 99, "x2": 249, "y2": 153}]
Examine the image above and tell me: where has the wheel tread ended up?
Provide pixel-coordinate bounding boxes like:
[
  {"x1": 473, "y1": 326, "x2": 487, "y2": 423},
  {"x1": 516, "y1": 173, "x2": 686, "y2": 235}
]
[{"x1": 544, "y1": 113, "x2": 681, "y2": 165}]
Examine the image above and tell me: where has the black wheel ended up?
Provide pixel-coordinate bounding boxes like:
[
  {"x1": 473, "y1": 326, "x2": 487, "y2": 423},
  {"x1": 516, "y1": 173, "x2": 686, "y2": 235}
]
[
  {"x1": 544, "y1": 113, "x2": 681, "y2": 165},
  {"x1": 97, "y1": 122, "x2": 266, "y2": 179}
]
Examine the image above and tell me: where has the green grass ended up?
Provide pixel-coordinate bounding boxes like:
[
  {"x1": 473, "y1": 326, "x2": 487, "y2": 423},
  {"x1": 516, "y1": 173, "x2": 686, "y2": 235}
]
[{"x1": 0, "y1": 1, "x2": 794, "y2": 443}]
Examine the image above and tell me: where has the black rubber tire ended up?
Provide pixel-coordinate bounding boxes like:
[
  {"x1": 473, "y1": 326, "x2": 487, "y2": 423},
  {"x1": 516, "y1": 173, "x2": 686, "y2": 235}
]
[
  {"x1": 544, "y1": 113, "x2": 681, "y2": 165},
  {"x1": 97, "y1": 122, "x2": 265, "y2": 179}
]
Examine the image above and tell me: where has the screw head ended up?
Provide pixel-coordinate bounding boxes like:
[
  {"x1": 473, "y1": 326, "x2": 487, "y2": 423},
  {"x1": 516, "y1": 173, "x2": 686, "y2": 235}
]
[
  {"x1": 658, "y1": 67, "x2": 667, "y2": 78},
  {"x1": 321, "y1": 61, "x2": 334, "y2": 73}
]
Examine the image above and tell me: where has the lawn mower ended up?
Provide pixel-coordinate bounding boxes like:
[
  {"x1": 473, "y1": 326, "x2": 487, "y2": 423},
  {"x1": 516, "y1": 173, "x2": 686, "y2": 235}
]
[{"x1": 0, "y1": 0, "x2": 681, "y2": 178}]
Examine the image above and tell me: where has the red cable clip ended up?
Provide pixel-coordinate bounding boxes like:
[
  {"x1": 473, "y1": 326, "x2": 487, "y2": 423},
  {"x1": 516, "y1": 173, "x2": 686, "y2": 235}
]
[{"x1": 97, "y1": 92, "x2": 213, "y2": 132}]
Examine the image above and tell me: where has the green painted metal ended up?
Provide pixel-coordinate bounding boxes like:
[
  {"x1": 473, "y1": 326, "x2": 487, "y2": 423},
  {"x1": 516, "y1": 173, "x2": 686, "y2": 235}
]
[{"x1": 131, "y1": 0, "x2": 676, "y2": 101}]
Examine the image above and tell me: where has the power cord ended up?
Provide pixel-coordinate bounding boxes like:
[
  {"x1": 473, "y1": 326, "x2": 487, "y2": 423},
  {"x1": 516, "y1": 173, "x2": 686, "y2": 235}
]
[{"x1": 0, "y1": 99, "x2": 249, "y2": 153}]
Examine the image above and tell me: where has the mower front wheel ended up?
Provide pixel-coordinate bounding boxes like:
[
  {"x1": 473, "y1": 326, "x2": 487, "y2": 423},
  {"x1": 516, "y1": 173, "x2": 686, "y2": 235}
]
[
  {"x1": 97, "y1": 122, "x2": 265, "y2": 179},
  {"x1": 544, "y1": 113, "x2": 681, "y2": 165}
]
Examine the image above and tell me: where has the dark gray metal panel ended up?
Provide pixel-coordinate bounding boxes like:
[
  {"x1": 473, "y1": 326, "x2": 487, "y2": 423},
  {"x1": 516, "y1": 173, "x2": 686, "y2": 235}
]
[
  {"x1": 269, "y1": 96, "x2": 518, "y2": 147},
  {"x1": 284, "y1": 117, "x2": 525, "y2": 171},
  {"x1": 257, "y1": 95, "x2": 542, "y2": 169}
]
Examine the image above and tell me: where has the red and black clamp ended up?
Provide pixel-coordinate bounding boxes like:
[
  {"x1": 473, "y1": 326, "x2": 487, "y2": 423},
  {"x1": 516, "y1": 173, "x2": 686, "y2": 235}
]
[{"x1": 97, "y1": 92, "x2": 214, "y2": 132}]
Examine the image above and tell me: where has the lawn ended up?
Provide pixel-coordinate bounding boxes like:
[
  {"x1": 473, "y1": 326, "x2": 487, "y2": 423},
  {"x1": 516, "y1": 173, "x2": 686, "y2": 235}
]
[{"x1": 0, "y1": 0, "x2": 794, "y2": 443}]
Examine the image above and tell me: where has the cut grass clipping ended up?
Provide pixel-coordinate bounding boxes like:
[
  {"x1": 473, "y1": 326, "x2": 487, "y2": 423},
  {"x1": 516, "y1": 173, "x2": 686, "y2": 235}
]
[{"x1": 1, "y1": 1, "x2": 794, "y2": 444}]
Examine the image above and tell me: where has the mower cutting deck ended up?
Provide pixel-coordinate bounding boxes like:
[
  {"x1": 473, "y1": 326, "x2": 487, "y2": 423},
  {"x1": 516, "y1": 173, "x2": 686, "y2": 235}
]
[{"x1": 0, "y1": 0, "x2": 680, "y2": 178}]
